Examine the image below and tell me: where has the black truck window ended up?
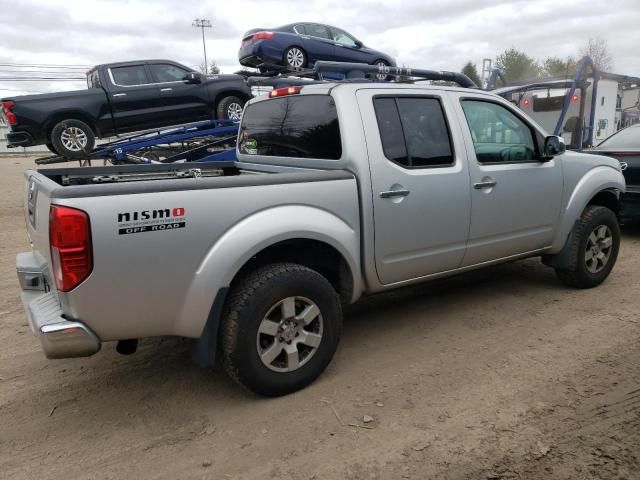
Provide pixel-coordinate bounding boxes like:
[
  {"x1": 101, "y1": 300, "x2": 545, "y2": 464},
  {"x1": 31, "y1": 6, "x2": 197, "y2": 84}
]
[
  {"x1": 239, "y1": 95, "x2": 341, "y2": 160},
  {"x1": 110, "y1": 65, "x2": 150, "y2": 86},
  {"x1": 150, "y1": 64, "x2": 190, "y2": 83},
  {"x1": 374, "y1": 97, "x2": 454, "y2": 168}
]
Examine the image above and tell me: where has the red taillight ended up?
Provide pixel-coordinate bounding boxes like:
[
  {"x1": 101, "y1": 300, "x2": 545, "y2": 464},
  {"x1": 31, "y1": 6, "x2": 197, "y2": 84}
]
[
  {"x1": 269, "y1": 86, "x2": 302, "y2": 98},
  {"x1": 253, "y1": 31, "x2": 274, "y2": 40},
  {"x1": 522, "y1": 99, "x2": 530, "y2": 106},
  {"x1": 572, "y1": 94, "x2": 579, "y2": 102},
  {"x1": 2, "y1": 100, "x2": 17, "y2": 126},
  {"x1": 50, "y1": 205, "x2": 92, "y2": 292}
]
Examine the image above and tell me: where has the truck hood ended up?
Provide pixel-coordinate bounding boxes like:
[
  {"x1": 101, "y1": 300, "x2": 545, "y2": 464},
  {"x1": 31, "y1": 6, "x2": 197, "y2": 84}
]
[{"x1": 566, "y1": 149, "x2": 623, "y2": 172}]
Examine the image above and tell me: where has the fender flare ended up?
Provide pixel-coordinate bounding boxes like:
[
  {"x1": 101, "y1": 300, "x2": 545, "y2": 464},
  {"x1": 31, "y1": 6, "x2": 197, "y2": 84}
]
[
  {"x1": 180, "y1": 205, "x2": 362, "y2": 344},
  {"x1": 549, "y1": 166, "x2": 624, "y2": 254}
]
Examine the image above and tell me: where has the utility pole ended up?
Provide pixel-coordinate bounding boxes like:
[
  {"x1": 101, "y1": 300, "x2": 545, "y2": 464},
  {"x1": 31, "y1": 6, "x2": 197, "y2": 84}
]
[{"x1": 192, "y1": 18, "x2": 212, "y2": 73}]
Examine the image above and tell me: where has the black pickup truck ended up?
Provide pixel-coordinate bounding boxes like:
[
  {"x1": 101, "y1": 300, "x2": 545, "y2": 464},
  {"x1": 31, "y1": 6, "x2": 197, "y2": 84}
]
[{"x1": 1, "y1": 59, "x2": 252, "y2": 158}]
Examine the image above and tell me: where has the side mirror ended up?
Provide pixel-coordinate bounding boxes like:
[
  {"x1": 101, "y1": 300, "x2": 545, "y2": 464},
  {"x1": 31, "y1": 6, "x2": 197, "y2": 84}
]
[
  {"x1": 183, "y1": 72, "x2": 203, "y2": 84},
  {"x1": 354, "y1": 40, "x2": 363, "y2": 48},
  {"x1": 542, "y1": 135, "x2": 566, "y2": 159}
]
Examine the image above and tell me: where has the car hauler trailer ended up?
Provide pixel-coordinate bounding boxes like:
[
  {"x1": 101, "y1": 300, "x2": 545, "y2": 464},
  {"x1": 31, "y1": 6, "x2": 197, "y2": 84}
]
[{"x1": 489, "y1": 56, "x2": 640, "y2": 150}]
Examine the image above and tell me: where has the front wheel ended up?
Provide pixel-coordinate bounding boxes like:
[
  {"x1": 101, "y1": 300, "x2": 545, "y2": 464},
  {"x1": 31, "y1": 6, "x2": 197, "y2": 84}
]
[
  {"x1": 371, "y1": 59, "x2": 391, "y2": 81},
  {"x1": 555, "y1": 205, "x2": 620, "y2": 288},
  {"x1": 216, "y1": 96, "x2": 245, "y2": 121},
  {"x1": 221, "y1": 263, "x2": 342, "y2": 396},
  {"x1": 50, "y1": 119, "x2": 95, "y2": 159}
]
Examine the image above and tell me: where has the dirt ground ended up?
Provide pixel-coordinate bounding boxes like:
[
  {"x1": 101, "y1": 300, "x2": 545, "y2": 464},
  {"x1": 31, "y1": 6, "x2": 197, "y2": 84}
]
[{"x1": 1, "y1": 155, "x2": 639, "y2": 480}]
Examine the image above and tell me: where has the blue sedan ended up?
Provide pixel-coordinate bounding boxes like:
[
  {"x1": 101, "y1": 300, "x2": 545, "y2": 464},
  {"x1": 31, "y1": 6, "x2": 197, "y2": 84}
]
[{"x1": 238, "y1": 22, "x2": 396, "y2": 73}]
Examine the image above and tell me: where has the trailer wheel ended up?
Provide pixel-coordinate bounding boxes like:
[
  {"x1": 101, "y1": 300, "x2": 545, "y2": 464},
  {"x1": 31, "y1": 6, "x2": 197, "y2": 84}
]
[
  {"x1": 216, "y1": 96, "x2": 245, "y2": 121},
  {"x1": 221, "y1": 262, "x2": 342, "y2": 396},
  {"x1": 50, "y1": 119, "x2": 95, "y2": 160}
]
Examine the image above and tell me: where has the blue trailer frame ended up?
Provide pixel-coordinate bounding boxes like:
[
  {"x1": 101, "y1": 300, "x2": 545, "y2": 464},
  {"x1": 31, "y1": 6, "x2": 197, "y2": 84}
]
[{"x1": 36, "y1": 120, "x2": 239, "y2": 165}]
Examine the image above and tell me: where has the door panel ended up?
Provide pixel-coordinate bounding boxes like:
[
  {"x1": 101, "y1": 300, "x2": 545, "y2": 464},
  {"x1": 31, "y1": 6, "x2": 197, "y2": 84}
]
[
  {"x1": 149, "y1": 63, "x2": 211, "y2": 124},
  {"x1": 108, "y1": 64, "x2": 167, "y2": 132},
  {"x1": 299, "y1": 24, "x2": 336, "y2": 62},
  {"x1": 357, "y1": 91, "x2": 472, "y2": 285},
  {"x1": 452, "y1": 95, "x2": 563, "y2": 265}
]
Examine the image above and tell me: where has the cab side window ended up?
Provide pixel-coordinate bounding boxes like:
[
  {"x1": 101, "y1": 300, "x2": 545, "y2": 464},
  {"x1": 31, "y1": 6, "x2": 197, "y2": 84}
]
[
  {"x1": 150, "y1": 64, "x2": 190, "y2": 83},
  {"x1": 374, "y1": 97, "x2": 454, "y2": 168},
  {"x1": 110, "y1": 65, "x2": 149, "y2": 86},
  {"x1": 460, "y1": 100, "x2": 537, "y2": 163}
]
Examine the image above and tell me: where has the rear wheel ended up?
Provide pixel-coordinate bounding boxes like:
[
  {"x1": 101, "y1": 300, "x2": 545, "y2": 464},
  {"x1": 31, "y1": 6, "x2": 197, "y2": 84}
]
[
  {"x1": 555, "y1": 205, "x2": 620, "y2": 288},
  {"x1": 45, "y1": 142, "x2": 59, "y2": 155},
  {"x1": 284, "y1": 47, "x2": 307, "y2": 69},
  {"x1": 221, "y1": 263, "x2": 342, "y2": 396},
  {"x1": 216, "y1": 96, "x2": 245, "y2": 121},
  {"x1": 50, "y1": 119, "x2": 95, "y2": 159}
]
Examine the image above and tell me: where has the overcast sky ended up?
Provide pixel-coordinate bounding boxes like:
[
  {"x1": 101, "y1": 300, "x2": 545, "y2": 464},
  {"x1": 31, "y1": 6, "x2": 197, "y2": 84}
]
[{"x1": 0, "y1": 0, "x2": 639, "y2": 97}]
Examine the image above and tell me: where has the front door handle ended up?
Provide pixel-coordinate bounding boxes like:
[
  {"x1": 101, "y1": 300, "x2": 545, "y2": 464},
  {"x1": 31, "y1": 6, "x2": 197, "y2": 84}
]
[
  {"x1": 160, "y1": 88, "x2": 173, "y2": 92},
  {"x1": 473, "y1": 181, "x2": 497, "y2": 189},
  {"x1": 112, "y1": 93, "x2": 127, "y2": 97},
  {"x1": 380, "y1": 189, "x2": 410, "y2": 198}
]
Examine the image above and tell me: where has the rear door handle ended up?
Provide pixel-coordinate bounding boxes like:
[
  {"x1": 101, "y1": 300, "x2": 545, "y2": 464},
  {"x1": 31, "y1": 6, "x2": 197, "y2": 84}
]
[
  {"x1": 473, "y1": 181, "x2": 497, "y2": 189},
  {"x1": 112, "y1": 93, "x2": 127, "y2": 97},
  {"x1": 160, "y1": 88, "x2": 173, "y2": 92},
  {"x1": 380, "y1": 189, "x2": 410, "y2": 198}
]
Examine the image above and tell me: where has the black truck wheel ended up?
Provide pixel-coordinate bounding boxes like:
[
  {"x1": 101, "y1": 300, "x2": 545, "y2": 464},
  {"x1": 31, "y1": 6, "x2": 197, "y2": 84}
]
[
  {"x1": 555, "y1": 205, "x2": 620, "y2": 289},
  {"x1": 50, "y1": 119, "x2": 95, "y2": 160},
  {"x1": 216, "y1": 96, "x2": 245, "y2": 121},
  {"x1": 221, "y1": 262, "x2": 342, "y2": 396}
]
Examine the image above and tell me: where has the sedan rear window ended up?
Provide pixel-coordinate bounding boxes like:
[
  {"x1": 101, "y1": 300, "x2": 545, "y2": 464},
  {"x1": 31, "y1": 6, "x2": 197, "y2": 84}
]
[{"x1": 239, "y1": 95, "x2": 341, "y2": 160}]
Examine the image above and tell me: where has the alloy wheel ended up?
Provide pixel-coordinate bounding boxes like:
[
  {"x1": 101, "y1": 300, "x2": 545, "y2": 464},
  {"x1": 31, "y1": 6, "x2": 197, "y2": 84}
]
[
  {"x1": 256, "y1": 296, "x2": 323, "y2": 372},
  {"x1": 585, "y1": 224, "x2": 613, "y2": 273}
]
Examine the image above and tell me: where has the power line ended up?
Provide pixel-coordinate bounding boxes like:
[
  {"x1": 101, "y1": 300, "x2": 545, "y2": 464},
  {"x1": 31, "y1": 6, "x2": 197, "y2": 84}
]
[
  {"x1": 0, "y1": 77, "x2": 85, "y2": 81},
  {"x1": 0, "y1": 63, "x2": 90, "y2": 69}
]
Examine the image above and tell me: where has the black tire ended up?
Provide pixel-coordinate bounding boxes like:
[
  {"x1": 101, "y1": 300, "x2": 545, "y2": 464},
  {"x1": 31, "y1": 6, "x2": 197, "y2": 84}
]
[
  {"x1": 555, "y1": 205, "x2": 620, "y2": 289},
  {"x1": 50, "y1": 119, "x2": 95, "y2": 160},
  {"x1": 216, "y1": 96, "x2": 245, "y2": 121},
  {"x1": 283, "y1": 46, "x2": 307, "y2": 69},
  {"x1": 45, "y1": 142, "x2": 59, "y2": 155},
  {"x1": 221, "y1": 262, "x2": 342, "y2": 397}
]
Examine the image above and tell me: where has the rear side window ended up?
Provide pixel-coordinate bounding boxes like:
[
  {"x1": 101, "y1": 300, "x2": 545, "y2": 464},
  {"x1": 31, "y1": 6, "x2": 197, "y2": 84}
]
[
  {"x1": 239, "y1": 95, "x2": 341, "y2": 160},
  {"x1": 374, "y1": 97, "x2": 454, "y2": 168},
  {"x1": 305, "y1": 24, "x2": 331, "y2": 39},
  {"x1": 110, "y1": 65, "x2": 149, "y2": 86}
]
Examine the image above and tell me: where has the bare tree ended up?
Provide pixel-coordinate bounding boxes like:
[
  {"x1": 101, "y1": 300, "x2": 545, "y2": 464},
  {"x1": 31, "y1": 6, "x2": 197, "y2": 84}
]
[{"x1": 580, "y1": 38, "x2": 613, "y2": 71}]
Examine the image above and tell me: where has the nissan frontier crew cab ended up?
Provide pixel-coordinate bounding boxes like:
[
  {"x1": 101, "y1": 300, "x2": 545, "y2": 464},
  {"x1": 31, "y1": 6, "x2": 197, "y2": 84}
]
[{"x1": 16, "y1": 70, "x2": 625, "y2": 396}]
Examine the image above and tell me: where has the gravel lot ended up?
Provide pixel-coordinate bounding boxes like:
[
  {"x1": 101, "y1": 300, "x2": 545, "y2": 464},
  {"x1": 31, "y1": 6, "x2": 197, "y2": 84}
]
[{"x1": 1, "y1": 155, "x2": 639, "y2": 480}]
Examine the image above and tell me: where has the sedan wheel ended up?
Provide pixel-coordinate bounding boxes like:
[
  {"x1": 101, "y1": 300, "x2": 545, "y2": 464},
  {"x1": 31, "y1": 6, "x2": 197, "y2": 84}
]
[{"x1": 285, "y1": 47, "x2": 306, "y2": 69}]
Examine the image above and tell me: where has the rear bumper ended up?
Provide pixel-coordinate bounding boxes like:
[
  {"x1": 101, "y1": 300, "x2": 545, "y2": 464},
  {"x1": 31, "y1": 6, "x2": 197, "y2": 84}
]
[
  {"x1": 6, "y1": 130, "x2": 35, "y2": 147},
  {"x1": 239, "y1": 42, "x2": 283, "y2": 67},
  {"x1": 17, "y1": 251, "x2": 100, "y2": 359}
]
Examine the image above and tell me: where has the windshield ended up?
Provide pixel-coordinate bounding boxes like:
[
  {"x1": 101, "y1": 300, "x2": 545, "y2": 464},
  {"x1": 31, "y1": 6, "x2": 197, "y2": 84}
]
[{"x1": 598, "y1": 125, "x2": 640, "y2": 148}]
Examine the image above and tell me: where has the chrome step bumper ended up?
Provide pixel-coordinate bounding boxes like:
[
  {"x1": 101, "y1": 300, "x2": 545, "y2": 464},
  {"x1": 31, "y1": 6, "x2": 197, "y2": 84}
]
[{"x1": 17, "y1": 252, "x2": 100, "y2": 359}]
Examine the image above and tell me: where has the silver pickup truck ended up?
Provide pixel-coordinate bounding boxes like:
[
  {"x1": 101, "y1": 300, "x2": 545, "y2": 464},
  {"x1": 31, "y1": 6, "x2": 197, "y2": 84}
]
[{"x1": 17, "y1": 79, "x2": 625, "y2": 396}]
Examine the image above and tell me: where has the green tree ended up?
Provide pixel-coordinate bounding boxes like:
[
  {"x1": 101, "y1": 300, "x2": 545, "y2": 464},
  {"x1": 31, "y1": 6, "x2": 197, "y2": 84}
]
[
  {"x1": 495, "y1": 47, "x2": 541, "y2": 82},
  {"x1": 199, "y1": 60, "x2": 220, "y2": 75},
  {"x1": 461, "y1": 61, "x2": 482, "y2": 87},
  {"x1": 543, "y1": 57, "x2": 578, "y2": 77}
]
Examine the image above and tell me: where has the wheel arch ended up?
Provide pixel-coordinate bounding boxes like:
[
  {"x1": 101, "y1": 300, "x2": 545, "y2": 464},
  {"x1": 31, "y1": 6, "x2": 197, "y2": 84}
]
[
  {"x1": 188, "y1": 206, "x2": 361, "y2": 368},
  {"x1": 45, "y1": 111, "x2": 99, "y2": 138}
]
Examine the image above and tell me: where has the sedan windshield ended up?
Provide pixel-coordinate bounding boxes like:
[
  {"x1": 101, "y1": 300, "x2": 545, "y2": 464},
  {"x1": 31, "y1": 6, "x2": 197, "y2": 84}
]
[{"x1": 598, "y1": 125, "x2": 640, "y2": 148}]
